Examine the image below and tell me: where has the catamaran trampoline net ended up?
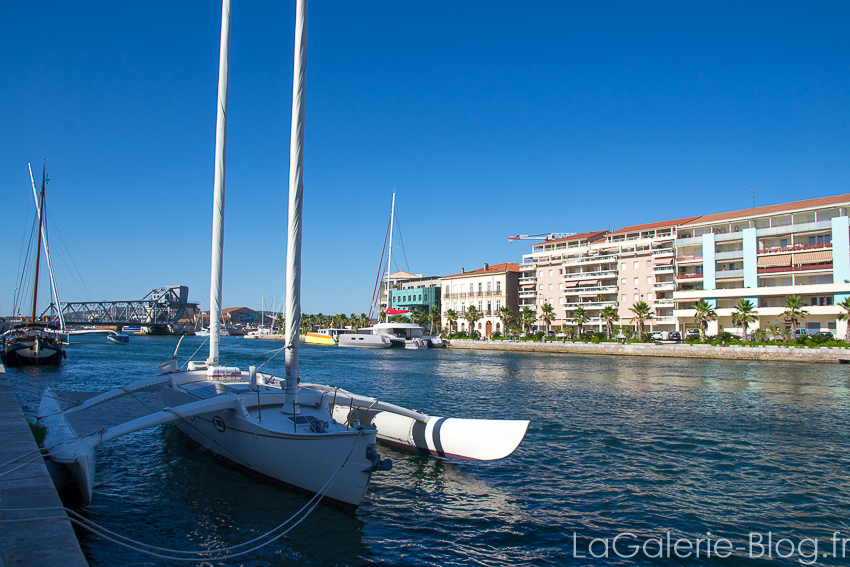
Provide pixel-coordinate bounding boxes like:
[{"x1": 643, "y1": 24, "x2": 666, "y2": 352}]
[{"x1": 54, "y1": 384, "x2": 169, "y2": 438}]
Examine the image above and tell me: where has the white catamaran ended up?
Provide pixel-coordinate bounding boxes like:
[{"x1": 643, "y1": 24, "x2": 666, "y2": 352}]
[{"x1": 39, "y1": 0, "x2": 528, "y2": 510}]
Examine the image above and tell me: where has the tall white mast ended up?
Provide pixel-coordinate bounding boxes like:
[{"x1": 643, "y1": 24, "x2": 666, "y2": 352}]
[
  {"x1": 207, "y1": 0, "x2": 232, "y2": 366},
  {"x1": 284, "y1": 0, "x2": 308, "y2": 411},
  {"x1": 28, "y1": 162, "x2": 65, "y2": 330},
  {"x1": 385, "y1": 191, "x2": 396, "y2": 323}
]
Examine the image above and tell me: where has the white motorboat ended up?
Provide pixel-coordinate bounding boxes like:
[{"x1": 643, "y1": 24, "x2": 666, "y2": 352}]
[
  {"x1": 38, "y1": 0, "x2": 528, "y2": 513},
  {"x1": 339, "y1": 321, "x2": 428, "y2": 349}
]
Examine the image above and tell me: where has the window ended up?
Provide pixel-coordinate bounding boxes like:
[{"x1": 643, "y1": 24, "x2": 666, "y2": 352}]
[
  {"x1": 648, "y1": 293, "x2": 653, "y2": 301},
  {"x1": 487, "y1": 301, "x2": 491, "y2": 312},
  {"x1": 559, "y1": 283, "x2": 563, "y2": 290},
  {"x1": 634, "y1": 278, "x2": 639, "y2": 285},
  {"x1": 496, "y1": 301, "x2": 501, "y2": 311},
  {"x1": 634, "y1": 294, "x2": 639, "y2": 302},
  {"x1": 487, "y1": 282, "x2": 492, "y2": 292},
  {"x1": 647, "y1": 276, "x2": 652, "y2": 285},
  {"x1": 621, "y1": 294, "x2": 627, "y2": 302},
  {"x1": 549, "y1": 284, "x2": 553, "y2": 290},
  {"x1": 478, "y1": 283, "x2": 482, "y2": 292},
  {"x1": 622, "y1": 278, "x2": 627, "y2": 285},
  {"x1": 496, "y1": 281, "x2": 501, "y2": 292},
  {"x1": 622, "y1": 263, "x2": 627, "y2": 270},
  {"x1": 549, "y1": 270, "x2": 553, "y2": 277},
  {"x1": 634, "y1": 261, "x2": 639, "y2": 269},
  {"x1": 559, "y1": 269, "x2": 563, "y2": 275},
  {"x1": 647, "y1": 260, "x2": 652, "y2": 267}
]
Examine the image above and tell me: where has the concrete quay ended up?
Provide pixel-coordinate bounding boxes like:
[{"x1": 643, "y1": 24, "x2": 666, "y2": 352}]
[
  {"x1": 447, "y1": 339, "x2": 850, "y2": 363},
  {"x1": 0, "y1": 364, "x2": 88, "y2": 566}
]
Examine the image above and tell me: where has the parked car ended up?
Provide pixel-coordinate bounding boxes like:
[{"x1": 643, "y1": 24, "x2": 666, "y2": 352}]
[
  {"x1": 684, "y1": 329, "x2": 700, "y2": 339},
  {"x1": 668, "y1": 331, "x2": 681, "y2": 342},
  {"x1": 651, "y1": 331, "x2": 664, "y2": 341},
  {"x1": 794, "y1": 329, "x2": 808, "y2": 338},
  {"x1": 556, "y1": 332, "x2": 567, "y2": 339},
  {"x1": 816, "y1": 331, "x2": 834, "y2": 339},
  {"x1": 547, "y1": 331, "x2": 556, "y2": 338}
]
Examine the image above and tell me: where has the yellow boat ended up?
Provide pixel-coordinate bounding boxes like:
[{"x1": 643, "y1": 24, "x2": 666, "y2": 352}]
[{"x1": 304, "y1": 328, "x2": 352, "y2": 346}]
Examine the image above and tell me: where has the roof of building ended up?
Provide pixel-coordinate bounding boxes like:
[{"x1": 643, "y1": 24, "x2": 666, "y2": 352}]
[
  {"x1": 442, "y1": 262, "x2": 520, "y2": 279},
  {"x1": 681, "y1": 194, "x2": 850, "y2": 226},
  {"x1": 536, "y1": 230, "x2": 609, "y2": 246},
  {"x1": 610, "y1": 216, "x2": 702, "y2": 235},
  {"x1": 222, "y1": 306, "x2": 254, "y2": 314},
  {"x1": 386, "y1": 270, "x2": 422, "y2": 280}
]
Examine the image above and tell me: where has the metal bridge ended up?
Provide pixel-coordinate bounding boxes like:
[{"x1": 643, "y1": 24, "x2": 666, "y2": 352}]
[{"x1": 41, "y1": 286, "x2": 199, "y2": 333}]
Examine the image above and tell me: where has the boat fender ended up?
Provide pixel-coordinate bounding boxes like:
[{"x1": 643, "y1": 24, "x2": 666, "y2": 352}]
[
  {"x1": 309, "y1": 419, "x2": 328, "y2": 433},
  {"x1": 364, "y1": 445, "x2": 392, "y2": 473}
]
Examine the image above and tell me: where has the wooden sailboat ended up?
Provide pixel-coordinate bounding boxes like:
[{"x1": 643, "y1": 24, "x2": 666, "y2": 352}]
[{"x1": 1, "y1": 162, "x2": 66, "y2": 367}]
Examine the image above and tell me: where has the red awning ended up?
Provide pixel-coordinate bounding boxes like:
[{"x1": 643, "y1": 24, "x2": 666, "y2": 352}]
[
  {"x1": 653, "y1": 257, "x2": 673, "y2": 266},
  {"x1": 564, "y1": 280, "x2": 579, "y2": 288},
  {"x1": 386, "y1": 308, "x2": 410, "y2": 315},
  {"x1": 579, "y1": 294, "x2": 598, "y2": 299},
  {"x1": 521, "y1": 284, "x2": 535, "y2": 289},
  {"x1": 578, "y1": 280, "x2": 600, "y2": 286}
]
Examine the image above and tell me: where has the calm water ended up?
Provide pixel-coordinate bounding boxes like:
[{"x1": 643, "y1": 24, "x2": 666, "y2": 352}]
[{"x1": 8, "y1": 336, "x2": 850, "y2": 566}]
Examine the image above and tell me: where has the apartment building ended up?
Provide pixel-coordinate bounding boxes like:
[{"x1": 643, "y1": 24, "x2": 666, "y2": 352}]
[
  {"x1": 605, "y1": 217, "x2": 699, "y2": 333},
  {"x1": 673, "y1": 194, "x2": 850, "y2": 336},
  {"x1": 441, "y1": 263, "x2": 519, "y2": 337},
  {"x1": 520, "y1": 231, "x2": 609, "y2": 329}
]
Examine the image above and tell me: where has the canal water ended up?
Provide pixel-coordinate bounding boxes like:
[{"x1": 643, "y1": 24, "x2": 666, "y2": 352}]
[{"x1": 7, "y1": 336, "x2": 850, "y2": 566}]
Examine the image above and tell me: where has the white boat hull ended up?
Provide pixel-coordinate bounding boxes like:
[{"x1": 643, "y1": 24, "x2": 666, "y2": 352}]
[{"x1": 338, "y1": 334, "x2": 393, "y2": 348}]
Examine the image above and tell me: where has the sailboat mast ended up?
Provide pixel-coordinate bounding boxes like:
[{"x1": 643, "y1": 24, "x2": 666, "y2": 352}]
[
  {"x1": 284, "y1": 0, "x2": 308, "y2": 408},
  {"x1": 207, "y1": 0, "x2": 232, "y2": 367},
  {"x1": 30, "y1": 163, "x2": 47, "y2": 325},
  {"x1": 28, "y1": 163, "x2": 65, "y2": 330},
  {"x1": 385, "y1": 191, "x2": 395, "y2": 323}
]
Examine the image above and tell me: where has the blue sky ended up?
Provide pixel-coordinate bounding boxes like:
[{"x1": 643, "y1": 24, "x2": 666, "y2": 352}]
[{"x1": 2, "y1": 1, "x2": 848, "y2": 316}]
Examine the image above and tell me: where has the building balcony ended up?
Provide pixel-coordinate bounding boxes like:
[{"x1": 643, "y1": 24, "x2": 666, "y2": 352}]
[
  {"x1": 716, "y1": 250, "x2": 744, "y2": 260},
  {"x1": 654, "y1": 298, "x2": 675, "y2": 306},
  {"x1": 758, "y1": 242, "x2": 831, "y2": 255},
  {"x1": 654, "y1": 316, "x2": 676, "y2": 324},
  {"x1": 564, "y1": 300, "x2": 618, "y2": 310},
  {"x1": 519, "y1": 291, "x2": 537, "y2": 299},
  {"x1": 520, "y1": 263, "x2": 536, "y2": 272},
  {"x1": 757, "y1": 262, "x2": 833, "y2": 275},
  {"x1": 563, "y1": 285, "x2": 618, "y2": 296},
  {"x1": 653, "y1": 282, "x2": 676, "y2": 290},
  {"x1": 675, "y1": 254, "x2": 703, "y2": 264},
  {"x1": 518, "y1": 277, "x2": 537, "y2": 285},
  {"x1": 676, "y1": 273, "x2": 704, "y2": 281},
  {"x1": 563, "y1": 269, "x2": 617, "y2": 280},
  {"x1": 754, "y1": 219, "x2": 831, "y2": 238},
  {"x1": 652, "y1": 248, "x2": 675, "y2": 257},
  {"x1": 653, "y1": 266, "x2": 674, "y2": 273},
  {"x1": 563, "y1": 255, "x2": 619, "y2": 266},
  {"x1": 716, "y1": 269, "x2": 744, "y2": 280}
]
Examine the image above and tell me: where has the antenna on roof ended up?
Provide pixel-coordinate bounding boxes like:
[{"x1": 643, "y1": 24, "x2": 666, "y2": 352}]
[{"x1": 749, "y1": 187, "x2": 758, "y2": 208}]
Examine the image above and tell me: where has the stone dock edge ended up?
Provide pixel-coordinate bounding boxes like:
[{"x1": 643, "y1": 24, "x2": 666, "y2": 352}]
[
  {"x1": 447, "y1": 339, "x2": 850, "y2": 363},
  {"x1": 0, "y1": 363, "x2": 88, "y2": 567}
]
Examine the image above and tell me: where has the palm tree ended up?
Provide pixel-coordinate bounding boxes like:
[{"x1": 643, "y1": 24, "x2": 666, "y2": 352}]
[
  {"x1": 464, "y1": 305, "x2": 482, "y2": 337},
  {"x1": 498, "y1": 306, "x2": 513, "y2": 335},
  {"x1": 731, "y1": 299, "x2": 758, "y2": 340},
  {"x1": 429, "y1": 305, "x2": 440, "y2": 335},
  {"x1": 768, "y1": 323, "x2": 782, "y2": 342},
  {"x1": 599, "y1": 305, "x2": 619, "y2": 339},
  {"x1": 572, "y1": 306, "x2": 589, "y2": 337},
  {"x1": 693, "y1": 299, "x2": 717, "y2": 342},
  {"x1": 445, "y1": 309, "x2": 458, "y2": 335},
  {"x1": 782, "y1": 295, "x2": 809, "y2": 338},
  {"x1": 519, "y1": 306, "x2": 537, "y2": 334},
  {"x1": 838, "y1": 297, "x2": 850, "y2": 343},
  {"x1": 540, "y1": 303, "x2": 555, "y2": 334},
  {"x1": 629, "y1": 301, "x2": 654, "y2": 338}
]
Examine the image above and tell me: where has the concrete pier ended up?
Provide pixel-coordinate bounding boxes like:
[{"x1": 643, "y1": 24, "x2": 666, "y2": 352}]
[
  {"x1": 0, "y1": 364, "x2": 88, "y2": 566},
  {"x1": 448, "y1": 339, "x2": 850, "y2": 363}
]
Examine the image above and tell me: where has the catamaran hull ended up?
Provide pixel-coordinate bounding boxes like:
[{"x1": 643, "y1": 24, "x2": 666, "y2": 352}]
[
  {"x1": 338, "y1": 335, "x2": 393, "y2": 349},
  {"x1": 161, "y1": 387, "x2": 377, "y2": 508},
  {"x1": 1, "y1": 341, "x2": 64, "y2": 367}
]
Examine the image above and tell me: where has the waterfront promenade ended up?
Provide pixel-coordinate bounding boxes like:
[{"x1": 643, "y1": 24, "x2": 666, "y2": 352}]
[
  {"x1": 448, "y1": 339, "x2": 850, "y2": 363},
  {"x1": 0, "y1": 364, "x2": 88, "y2": 566}
]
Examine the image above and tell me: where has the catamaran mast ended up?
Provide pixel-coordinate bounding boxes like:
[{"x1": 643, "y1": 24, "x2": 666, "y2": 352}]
[
  {"x1": 207, "y1": 0, "x2": 232, "y2": 366},
  {"x1": 284, "y1": 0, "x2": 308, "y2": 411},
  {"x1": 385, "y1": 191, "x2": 396, "y2": 323},
  {"x1": 30, "y1": 163, "x2": 47, "y2": 325}
]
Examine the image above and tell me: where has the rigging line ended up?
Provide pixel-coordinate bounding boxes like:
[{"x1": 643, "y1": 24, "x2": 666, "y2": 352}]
[
  {"x1": 0, "y1": 431, "x2": 365, "y2": 562},
  {"x1": 368, "y1": 214, "x2": 392, "y2": 320},
  {"x1": 13, "y1": 200, "x2": 36, "y2": 312},
  {"x1": 46, "y1": 204, "x2": 92, "y2": 301},
  {"x1": 179, "y1": 337, "x2": 209, "y2": 370},
  {"x1": 13, "y1": 219, "x2": 39, "y2": 316},
  {"x1": 393, "y1": 206, "x2": 410, "y2": 273}
]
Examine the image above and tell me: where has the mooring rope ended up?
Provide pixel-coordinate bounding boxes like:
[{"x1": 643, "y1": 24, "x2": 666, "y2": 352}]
[{"x1": 0, "y1": 429, "x2": 365, "y2": 562}]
